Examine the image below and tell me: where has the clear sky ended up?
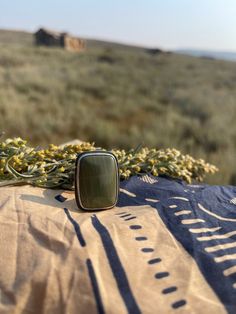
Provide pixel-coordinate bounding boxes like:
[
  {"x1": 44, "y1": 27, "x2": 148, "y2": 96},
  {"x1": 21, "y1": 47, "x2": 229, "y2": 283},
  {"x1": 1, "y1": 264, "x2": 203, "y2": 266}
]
[{"x1": 0, "y1": 0, "x2": 236, "y2": 51}]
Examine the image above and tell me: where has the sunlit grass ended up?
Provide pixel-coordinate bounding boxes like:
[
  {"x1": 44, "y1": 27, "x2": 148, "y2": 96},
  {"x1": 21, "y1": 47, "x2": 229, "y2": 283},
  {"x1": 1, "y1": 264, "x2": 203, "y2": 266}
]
[{"x1": 0, "y1": 30, "x2": 236, "y2": 184}]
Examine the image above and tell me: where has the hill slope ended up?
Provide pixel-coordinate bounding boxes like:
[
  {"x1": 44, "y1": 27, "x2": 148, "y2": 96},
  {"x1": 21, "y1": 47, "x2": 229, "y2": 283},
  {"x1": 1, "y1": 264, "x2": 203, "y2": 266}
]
[{"x1": 0, "y1": 29, "x2": 236, "y2": 184}]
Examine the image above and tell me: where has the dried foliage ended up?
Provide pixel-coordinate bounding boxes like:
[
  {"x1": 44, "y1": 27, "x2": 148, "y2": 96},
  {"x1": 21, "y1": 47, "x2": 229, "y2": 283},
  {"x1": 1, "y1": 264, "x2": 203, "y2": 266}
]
[{"x1": 0, "y1": 137, "x2": 218, "y2": 190}]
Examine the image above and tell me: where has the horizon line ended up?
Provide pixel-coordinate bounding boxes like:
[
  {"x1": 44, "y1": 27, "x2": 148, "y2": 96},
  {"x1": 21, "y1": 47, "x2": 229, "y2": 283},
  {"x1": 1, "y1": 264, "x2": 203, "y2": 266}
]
[{"x1": 1, "y1": 26, "x2": 236, "y2": 53}]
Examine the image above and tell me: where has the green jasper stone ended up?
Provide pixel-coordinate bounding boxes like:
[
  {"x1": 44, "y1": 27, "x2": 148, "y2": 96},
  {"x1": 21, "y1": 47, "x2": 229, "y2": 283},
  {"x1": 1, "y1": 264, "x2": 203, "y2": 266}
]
[{"x1": 78, "y1": 154, "x2": 118, "y2": 209}]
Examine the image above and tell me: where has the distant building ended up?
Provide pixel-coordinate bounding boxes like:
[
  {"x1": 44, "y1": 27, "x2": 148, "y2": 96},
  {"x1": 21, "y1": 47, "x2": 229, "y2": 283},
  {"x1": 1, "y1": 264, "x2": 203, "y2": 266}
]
[{"x1": 34, "y1": 28, "x2": 86, "y2": 52}]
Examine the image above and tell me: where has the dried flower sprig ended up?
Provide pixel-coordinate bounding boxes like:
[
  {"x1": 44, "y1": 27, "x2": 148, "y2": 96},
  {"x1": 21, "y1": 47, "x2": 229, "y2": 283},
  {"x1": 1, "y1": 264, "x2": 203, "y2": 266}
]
[{"x1": 0, "y1": 137, "x2": 218, "y2": 189}]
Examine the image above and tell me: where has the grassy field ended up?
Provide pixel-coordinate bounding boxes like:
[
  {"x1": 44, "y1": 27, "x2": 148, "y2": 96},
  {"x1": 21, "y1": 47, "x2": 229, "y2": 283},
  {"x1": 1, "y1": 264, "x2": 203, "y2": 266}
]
[{"x1": 0, "y1": 29, "x2": 236, "y2": 184}]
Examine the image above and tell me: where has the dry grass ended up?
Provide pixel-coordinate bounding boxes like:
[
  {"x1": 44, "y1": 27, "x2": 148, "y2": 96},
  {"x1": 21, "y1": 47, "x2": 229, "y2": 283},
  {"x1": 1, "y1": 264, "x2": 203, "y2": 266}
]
[{"x1": 0, "y1": 29, "x2": 236, "y2": 184}]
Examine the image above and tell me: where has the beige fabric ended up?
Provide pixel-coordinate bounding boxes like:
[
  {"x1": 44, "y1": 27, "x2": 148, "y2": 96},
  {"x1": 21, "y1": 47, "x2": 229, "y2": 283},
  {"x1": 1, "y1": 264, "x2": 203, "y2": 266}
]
[{"x1": 0, "y1": 185, "x2": 225, "y2": 314}]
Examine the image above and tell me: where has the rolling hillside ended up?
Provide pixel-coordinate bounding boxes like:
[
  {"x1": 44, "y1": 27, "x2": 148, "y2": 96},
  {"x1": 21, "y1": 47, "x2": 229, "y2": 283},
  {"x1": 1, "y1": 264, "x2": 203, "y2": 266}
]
[{"x1": 0, "y1": 29, "x2": 236, "y2": 184}]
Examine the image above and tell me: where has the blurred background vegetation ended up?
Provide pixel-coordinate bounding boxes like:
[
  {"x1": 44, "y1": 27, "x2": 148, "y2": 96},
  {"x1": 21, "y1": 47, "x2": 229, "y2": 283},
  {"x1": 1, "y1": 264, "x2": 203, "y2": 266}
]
[{"x1": 0, "y1": 29, "x2": 235, "y2": 185}]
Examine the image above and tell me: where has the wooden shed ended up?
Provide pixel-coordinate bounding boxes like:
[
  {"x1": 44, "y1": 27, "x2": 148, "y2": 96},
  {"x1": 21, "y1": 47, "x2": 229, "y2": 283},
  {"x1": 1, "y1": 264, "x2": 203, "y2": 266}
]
[{"x1": 34, "y1": 28, "x2": 86, "y2": 52}]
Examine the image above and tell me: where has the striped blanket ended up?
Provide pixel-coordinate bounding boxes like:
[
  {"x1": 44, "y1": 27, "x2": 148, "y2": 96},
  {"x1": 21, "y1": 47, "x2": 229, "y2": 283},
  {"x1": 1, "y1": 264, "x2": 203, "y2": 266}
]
[{"x1": 0, "y1": 175, "x2": 236, "y2": 313}]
